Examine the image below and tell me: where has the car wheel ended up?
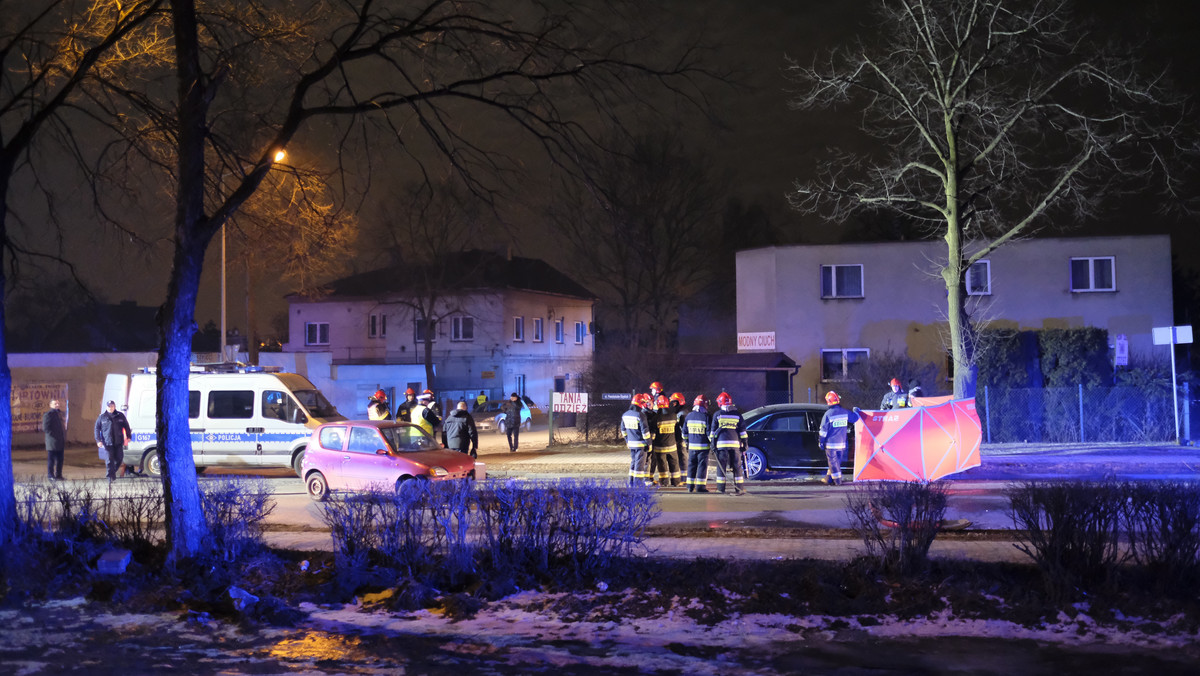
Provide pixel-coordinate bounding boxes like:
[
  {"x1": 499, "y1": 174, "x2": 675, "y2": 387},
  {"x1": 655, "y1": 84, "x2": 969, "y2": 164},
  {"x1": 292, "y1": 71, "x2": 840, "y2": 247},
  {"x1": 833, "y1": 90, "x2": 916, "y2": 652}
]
[
  {"x1": 293, "y1": 448, "x2": 306, "y2": 477},
  {"x1": 142, "y1": 449, "x2": 162, "y2": 477},
  {"x1": 396, "y1": 476, "x2": 428, "y2": 496},
  {"x1": 744, "y1": 447, "x2": 768, "y2": 480},
  {"x1": 306, "y1": 471, "x2": 329, "y2": 501}
]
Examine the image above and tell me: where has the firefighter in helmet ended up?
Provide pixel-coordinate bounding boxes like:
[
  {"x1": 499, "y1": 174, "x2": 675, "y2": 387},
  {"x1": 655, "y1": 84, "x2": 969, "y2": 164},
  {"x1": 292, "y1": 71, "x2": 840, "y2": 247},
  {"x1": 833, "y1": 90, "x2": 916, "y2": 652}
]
[
  {"x1": 648, "y1": 381, "x2": 665, "y2": 411},
  {"x1": 669, "y1": 392, "x2": 688, "y2": 476},
  {"x1": 683, "y1": 394, "x2": 712, "y2": 493},
  {"x1": 367, "y1": 389, "x2": 392, "y2": 421},
  {"x1": 818, "y1": 390, "x2": 858, "y2": 486},
  {"x1": 396, "y1": 388, "x2": 418, "y2": 422},
  {"x1": 622, "y1": 393, "x2": 654, "y2": 486},
  {"x1": 708, "y1": 391, "x2": 747, "y2": 495},
  {"x1": 880, "y1": 378, "x2": 910, "y2": 410},
  {"x1": 649, "y1": 394, "x2": 682, "y2": 486}
]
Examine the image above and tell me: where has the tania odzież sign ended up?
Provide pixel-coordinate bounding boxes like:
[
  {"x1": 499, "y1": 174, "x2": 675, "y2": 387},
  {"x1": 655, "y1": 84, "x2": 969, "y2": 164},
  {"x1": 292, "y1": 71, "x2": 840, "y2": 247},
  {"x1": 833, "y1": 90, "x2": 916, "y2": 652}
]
[
  {"x1": 552, "y1": 392, "x2": 589, "y2": 413},
  {"x1": 737, "y1": 331, "x2": 776, "y2": 352}
]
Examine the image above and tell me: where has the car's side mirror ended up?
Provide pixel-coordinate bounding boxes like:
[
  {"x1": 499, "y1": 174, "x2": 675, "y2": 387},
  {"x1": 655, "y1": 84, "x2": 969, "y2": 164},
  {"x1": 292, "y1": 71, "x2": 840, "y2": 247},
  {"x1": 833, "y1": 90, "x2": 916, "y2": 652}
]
[{"x1": 376, "y1": 448, "x2": 389, "y2": 455}]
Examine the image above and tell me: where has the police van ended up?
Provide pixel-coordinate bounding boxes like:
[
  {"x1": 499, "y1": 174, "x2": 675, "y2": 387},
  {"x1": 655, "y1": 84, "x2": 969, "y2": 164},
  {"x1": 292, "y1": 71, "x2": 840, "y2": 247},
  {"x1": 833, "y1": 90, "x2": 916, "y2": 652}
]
[{"x1": 104, "y1": 365, "x2": 346, "y2": 477}]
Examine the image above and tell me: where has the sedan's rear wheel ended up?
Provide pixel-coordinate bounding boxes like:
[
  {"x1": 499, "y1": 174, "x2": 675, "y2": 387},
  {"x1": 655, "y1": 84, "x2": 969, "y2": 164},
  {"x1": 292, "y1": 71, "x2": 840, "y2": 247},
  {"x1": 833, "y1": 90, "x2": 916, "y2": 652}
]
[
  {"x1": 744, "y1": 447, "x2": 767, "y2": 480},
  {"x1": 306, "y1": 471, "x2": 329, "y2": 501}
]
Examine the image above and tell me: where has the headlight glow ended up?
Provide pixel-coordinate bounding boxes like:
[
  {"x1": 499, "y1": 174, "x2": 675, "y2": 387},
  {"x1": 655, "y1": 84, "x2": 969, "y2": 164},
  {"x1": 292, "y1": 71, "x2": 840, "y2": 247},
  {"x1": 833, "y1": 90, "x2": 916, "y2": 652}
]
[{"x1": 429, "y1": 466, "x2": 448, "y2": 477}]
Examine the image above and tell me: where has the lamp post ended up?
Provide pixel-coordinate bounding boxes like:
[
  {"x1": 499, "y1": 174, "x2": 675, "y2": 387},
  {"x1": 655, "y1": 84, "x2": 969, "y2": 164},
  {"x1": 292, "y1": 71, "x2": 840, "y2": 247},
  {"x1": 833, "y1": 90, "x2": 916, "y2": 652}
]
[{"x1": 219, "y1": 149, "x2": 286, "y2": 363}]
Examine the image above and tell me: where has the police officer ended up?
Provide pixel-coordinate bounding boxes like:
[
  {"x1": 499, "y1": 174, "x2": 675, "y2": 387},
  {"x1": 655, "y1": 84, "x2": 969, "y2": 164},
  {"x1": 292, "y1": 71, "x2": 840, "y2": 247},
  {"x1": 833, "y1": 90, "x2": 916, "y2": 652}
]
[
  {"x1": 683, "y1": 395, "x2": 712, "y2": 493},
  {"x1": 410, "y1": 390, "x2": 441, "y2": 437},
  {"x1": 880, "y1": 378, "x2": 910, "y2": 410},
  {"x1": 818, "y1": 390, "x2": 858, "y2": 486},
  {"x1": 94, "y1": 400, "x2": 131, "y2": 484},
  {"x1": 622, "y1": 393, "x2": 653, "y2": 486},
  {"x1": 649, "y1": 395, "x2": 682, "y2": 486},
  {"x1": 367, "y1": 389, "x2": 392, "y2": 420},
  {"x1": 396, "y1": 388, "x2": 418, "y2": 422},
  {"x1": 709, "y1": 392, "x2": 747, "y2": 495}
]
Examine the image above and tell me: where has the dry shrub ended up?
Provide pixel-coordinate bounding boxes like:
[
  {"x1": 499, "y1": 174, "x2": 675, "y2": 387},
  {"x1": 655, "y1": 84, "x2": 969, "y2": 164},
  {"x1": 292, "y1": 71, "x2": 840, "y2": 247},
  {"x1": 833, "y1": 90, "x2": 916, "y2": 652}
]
[{"x1": 845, "y1": 481, "x2": 948, "y2": 575}]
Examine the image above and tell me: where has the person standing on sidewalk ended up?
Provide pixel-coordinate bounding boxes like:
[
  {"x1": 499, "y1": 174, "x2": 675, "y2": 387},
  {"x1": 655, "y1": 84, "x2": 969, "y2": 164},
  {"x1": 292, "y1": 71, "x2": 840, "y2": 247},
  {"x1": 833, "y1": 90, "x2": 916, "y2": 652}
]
[
  {"x1": 670, "y1": 392, "x2": 688, "y2": 478},
  {"x1": 443, "y1": 401, "x2": 479, "y2": 458},
  {"x1": 683, "y1": 395, "x2": 712, "y2": 493},
  {"x1": 501, "y1": 392, "x2": 524, "y2": 452},
  {"x1": 649, "y1": 395, "x2": 682, "y2": 486},
  {"x1": 818, "y1": 391, "x2": 858, "y2": 486},
  {"x1": 709, "y1": 392, "x2": 747, "y2": 495},
  {"x1": 43, "y1": 399, "x2": 67, "y2": 481},
  {"x1": 94, "y1": 400, "x2": 131, "y2": 483},
  {"x1": 622, "y1": 393, "x2": 653, "y2": 486}
]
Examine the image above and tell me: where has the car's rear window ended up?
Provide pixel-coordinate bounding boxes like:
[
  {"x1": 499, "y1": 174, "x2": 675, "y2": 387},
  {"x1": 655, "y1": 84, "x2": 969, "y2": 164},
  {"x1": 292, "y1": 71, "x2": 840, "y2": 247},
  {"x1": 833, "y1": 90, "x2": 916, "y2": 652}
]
[
  {"x1": 381, "y1": 425, "x2": 440, "y2": 452},
  {"x1": 319, "y1": 426, "x2": 347, "y2": 450}
]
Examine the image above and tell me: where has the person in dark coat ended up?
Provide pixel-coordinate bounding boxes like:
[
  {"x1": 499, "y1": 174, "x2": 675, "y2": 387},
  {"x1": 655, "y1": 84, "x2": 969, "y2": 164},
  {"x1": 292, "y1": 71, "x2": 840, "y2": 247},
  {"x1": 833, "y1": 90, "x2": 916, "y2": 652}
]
[
  {"x1": 43, "y1": 399, "x2": 67, "y2": 480},
  {"x1": 95, "y1": 400, "x2": 131, "y2": 483},
  {"x1": 501, "y1": 392, "x2": 524, "y2": 452},
  {"x1": 442, "y1": 401, "x2": 479, "y2": 458}
]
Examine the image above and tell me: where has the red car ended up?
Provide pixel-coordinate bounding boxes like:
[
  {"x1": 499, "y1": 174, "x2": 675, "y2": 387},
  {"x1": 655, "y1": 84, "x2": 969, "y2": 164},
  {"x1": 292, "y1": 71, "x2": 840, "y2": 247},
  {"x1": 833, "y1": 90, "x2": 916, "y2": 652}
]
[{"x1": 301, "y1": 420, "x2": 478, "y2": 500}]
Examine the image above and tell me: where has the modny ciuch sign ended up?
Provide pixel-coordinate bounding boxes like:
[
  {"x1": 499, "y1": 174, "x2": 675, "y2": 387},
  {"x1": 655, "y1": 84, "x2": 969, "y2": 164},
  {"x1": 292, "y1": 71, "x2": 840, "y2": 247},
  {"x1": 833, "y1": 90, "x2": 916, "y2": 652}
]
[{"x1": 737, "y1": 331, "x2": 776, "y2": 352}]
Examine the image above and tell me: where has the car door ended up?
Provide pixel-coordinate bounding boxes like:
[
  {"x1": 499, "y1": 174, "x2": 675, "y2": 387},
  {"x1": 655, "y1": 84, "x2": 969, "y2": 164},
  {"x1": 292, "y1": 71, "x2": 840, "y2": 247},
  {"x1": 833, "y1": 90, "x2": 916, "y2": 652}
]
[
  {"x1": 200, "y1": 389, "x2": 257, "y2": 467},
  {"x1": 340, "y1": 426, "x2": 397, "y2": 490},
  {"x1": 758, "y1": 412, "x2": 821, "y2": 469}
]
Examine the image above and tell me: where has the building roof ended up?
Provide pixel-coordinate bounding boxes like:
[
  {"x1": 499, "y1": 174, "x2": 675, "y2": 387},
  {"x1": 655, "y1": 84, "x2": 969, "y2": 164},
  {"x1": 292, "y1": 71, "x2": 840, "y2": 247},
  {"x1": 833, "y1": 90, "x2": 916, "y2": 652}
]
[{"x1": 297, "y1": 250, "x2": 596, "y2": 301}]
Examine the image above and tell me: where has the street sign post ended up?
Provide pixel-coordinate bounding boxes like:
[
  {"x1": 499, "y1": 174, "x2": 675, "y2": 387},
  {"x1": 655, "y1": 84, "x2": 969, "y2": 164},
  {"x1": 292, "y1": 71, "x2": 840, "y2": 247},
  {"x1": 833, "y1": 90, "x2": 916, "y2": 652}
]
[{"x1": 1153, "y1": 325, "x2": 1193, "y2": 442}]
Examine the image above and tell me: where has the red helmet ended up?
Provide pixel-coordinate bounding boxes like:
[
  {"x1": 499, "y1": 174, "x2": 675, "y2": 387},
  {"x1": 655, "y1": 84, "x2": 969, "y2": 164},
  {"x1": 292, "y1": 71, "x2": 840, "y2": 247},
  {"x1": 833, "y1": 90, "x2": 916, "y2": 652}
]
[
  {"x1": 693, "y1": 394, "x2": 709, "y2": 408},
  {"x1": 373, "y1": 389, "x2": 387, "y2": 401},
  {"x1": 656, "y1": 395, "x2": 670, "y2": 409},
  {"x1": 423, "y1": 389, "x2": 434, "y2": 395},
  {"x1": 669, "y1": 392, "x2": 686, "y2": 405},
  {"x1": 650, "y1": 381, "x2": 663, "y2": 392},
  {"x1": 716, "y1": 392, "x2": 732, "y2": 407},
  {"x1": 825, "y1": 391, "x2": 840, "y2": 405},
  {"x1": 890, "y1": 378, "x2": 902, "y2": 388},
  {"x1": 405, "y1": 388, "x2": 416, "y2": 396},
  {"x1": 639, "y1": 393, "x2": 654, "y2": 408}
]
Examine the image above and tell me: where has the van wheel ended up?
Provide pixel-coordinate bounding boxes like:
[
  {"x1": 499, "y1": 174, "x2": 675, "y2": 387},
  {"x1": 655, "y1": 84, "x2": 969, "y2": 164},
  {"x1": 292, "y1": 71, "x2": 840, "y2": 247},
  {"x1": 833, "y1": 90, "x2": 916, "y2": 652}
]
[
  {"x1": 142, "y1": 450, "x2": 162, "y2": 477},
  {"x1": 744, "y1": 447, "x2": 767, "y2": 480},
  {"x1": 306, "y1": 471, "x2": 329, "y2": 501},
  {"x1": 293, "y1": 449, "x2": 306, "y2": 477}
]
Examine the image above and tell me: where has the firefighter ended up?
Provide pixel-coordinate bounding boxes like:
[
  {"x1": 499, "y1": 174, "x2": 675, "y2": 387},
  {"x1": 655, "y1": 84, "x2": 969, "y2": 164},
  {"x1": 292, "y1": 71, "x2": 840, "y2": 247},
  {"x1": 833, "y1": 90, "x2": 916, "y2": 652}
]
[
  {"x1": 709, "y1": 391, "x2": 747, "y2": 495},
  {"x1": 622, "y1": 393, "x2": 654, "y2": 487},
  {"x1": 880, "y1": 377, "x2": 910, "y2": 410},
  {"x1": 410, "y1": 390, "x2": 441, "y2": 437},
  {"x1": 649, "y1": 395, "x2": 682, "y2": 486},
  {"x1": 649, "y1": 381, "x2": 665, "y2": 411},
  {"x1": 396, "y1": 388, "x2": 417, "y2": 422},
  {"x1": 818, "y1": 390, "x2": 858, "y2": 486},
  {"x1": 670, "y1": 392, "x2": 688, "y2": 476},
  {"x1": 683, "y1": 395, "x2": 712, "y2": 493},
  {"x1": 367, "y1": 389, "x2": 392, "y2": 421}
]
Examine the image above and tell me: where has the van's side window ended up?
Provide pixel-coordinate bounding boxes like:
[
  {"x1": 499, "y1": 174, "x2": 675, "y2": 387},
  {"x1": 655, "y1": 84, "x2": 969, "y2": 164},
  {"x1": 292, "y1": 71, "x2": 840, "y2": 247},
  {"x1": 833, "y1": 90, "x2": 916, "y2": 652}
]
[
  {"x1": 189, "y1": 391, "x2": 200, "y2": 419},
  {"x1": 262, "y1": 390, "x2": 298, "y2": 423},
  {"x1": 319, "y1": 426, "x2": 347, "y2": 450},
  {"x1": 208, "y1": 390, "x2": 254, "y2": 419}
]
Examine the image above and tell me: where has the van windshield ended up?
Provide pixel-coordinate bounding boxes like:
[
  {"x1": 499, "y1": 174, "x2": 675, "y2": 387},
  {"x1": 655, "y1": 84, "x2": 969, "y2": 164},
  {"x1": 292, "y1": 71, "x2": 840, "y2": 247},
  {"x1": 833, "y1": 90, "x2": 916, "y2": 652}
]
[
  {"x1": 381, "y1": 426, "x2": 440, "y2": 453},
  {"x1": 292, "y1": 389, "x2": 341, "y2": 419}
]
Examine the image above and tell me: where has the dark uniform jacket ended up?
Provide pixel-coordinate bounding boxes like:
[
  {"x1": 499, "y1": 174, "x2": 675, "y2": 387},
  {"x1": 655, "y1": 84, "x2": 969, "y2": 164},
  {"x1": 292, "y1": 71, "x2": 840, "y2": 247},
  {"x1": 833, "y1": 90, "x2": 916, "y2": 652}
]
[
  {"x1": 442, "y1": 409, "x2": 478, "y2": 452},
  {"x1": 709, "y1": 408, "x2": 747, "y2": 451},
  {"x1": 43, "y1": 408, "x2": 66, "y2": 452},
  {"x1": 94, "y1": 410, "x2": 131, "y2": 447},
  {"x1": 683, "y1": 408, "x2": 711, "y2": 450},
  {"x1": 818, "y1": 404, "x2": 859, "y2": 452}
]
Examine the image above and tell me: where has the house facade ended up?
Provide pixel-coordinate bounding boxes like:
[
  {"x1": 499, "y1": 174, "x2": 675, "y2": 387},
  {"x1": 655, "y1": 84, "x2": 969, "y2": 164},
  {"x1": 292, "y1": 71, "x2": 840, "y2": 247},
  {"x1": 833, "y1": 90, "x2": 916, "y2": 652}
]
[
  {"x1": 286, "y1": 252, "x2": 596, "y2": 407},
  {"x1": 736, "y1": 234, "x2": 1174, "y2": 396}
]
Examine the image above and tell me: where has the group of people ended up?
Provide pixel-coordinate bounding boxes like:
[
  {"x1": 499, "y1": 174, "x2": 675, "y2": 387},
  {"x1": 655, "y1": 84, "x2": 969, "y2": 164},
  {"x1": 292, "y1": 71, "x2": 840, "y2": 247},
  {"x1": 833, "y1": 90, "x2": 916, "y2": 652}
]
[
  {"x1": 621, "y1": 382, "x2": 749, "y2": 495},
  {"x1": 813, "y1": 376, "x2": 926, "y2": 486},
  {"x1": 364, "y1": 387, "x2": 527, "y2": 457}
]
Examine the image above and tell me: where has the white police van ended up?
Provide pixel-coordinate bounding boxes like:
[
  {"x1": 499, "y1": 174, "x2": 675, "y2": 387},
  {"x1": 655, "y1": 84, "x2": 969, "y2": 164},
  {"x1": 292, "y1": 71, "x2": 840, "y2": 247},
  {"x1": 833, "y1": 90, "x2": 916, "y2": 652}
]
[{"x1": 104, "y1": 365, "x2": 345, "y2": 477}]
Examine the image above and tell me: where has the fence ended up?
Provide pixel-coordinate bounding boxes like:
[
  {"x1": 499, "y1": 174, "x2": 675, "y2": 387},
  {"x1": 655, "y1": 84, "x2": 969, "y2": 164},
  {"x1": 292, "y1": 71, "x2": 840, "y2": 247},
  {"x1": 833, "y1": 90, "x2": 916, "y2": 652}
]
[{"x1": 978, "y1": 384, "x2": 1189, "y2": 444}]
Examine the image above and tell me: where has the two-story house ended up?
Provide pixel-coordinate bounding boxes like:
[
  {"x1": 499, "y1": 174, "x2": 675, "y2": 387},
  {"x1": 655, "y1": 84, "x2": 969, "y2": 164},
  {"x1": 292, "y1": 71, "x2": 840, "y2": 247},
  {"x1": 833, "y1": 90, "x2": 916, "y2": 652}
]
[
  {"x1": 736, "y1": 234, "x2": 1174, "y2": 396},
  {"x1": 286, "y1": 251, "x2": 596, "y2": 409}
]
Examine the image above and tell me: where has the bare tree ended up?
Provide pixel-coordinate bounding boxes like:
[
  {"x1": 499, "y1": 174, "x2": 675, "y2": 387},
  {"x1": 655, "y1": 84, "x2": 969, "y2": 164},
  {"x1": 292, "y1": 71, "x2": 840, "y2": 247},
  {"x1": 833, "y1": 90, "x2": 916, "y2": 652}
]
[
  {"x1": 87, "y1": 0, "x2": 708, "y2": 559},
  {"x1": 786, "y1": 0, "x2": 1188, "y2": 397},
  {"x1": 550, "y1": 128, "x2": 726, "y2": 350},
  {"x1": 0, "y1": 0, "x2": 163, "y2": 546}
]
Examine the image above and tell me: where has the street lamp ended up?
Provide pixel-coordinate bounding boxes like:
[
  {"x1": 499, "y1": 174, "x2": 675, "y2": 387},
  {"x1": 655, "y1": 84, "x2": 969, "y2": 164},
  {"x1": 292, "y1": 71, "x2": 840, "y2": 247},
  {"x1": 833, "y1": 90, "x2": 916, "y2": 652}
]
[{"x1": 220, "y1": 149, "x2": 286, "y2": 362}]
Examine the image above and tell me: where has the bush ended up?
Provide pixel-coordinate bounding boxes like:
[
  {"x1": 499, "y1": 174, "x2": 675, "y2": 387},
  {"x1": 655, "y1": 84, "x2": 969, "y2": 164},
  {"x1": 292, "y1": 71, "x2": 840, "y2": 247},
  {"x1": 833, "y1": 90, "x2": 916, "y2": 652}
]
[
  {"x1": 199, "y1": 477, "x2": 276, "y2": 562},
  {"x1": 1120, "y1": 481, "x2": 1200, "y2": 593},
  {"x1": 844, "y1": 481, "x2": 948, "y2": 575},
  {"x1": 1007, "y1": 481, "x2": 1125, "y2": 599}
]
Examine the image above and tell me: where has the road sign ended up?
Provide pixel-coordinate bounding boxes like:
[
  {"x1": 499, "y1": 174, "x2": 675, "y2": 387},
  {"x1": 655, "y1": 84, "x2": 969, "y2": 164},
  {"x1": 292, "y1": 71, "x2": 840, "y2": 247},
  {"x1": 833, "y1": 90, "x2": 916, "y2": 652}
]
[
  {"x1": 1152, "y1": 325, "x2": 1193, "y2": 442},
  {"x1": 1114, "y1": 334, "x2": 1128, "y2": 367},
  {"x1": 601, "y1": 392, "x2": 631, "y2": 401}
]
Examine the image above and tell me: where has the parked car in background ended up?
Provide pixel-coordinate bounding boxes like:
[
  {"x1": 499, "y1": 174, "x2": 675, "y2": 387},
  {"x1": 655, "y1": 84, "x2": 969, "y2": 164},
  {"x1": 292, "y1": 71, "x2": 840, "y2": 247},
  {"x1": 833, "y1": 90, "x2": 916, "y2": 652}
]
[
  {"x1": 741, "y1": 403, "x2": 855, "y2": 480},
  {"x1": 473, "y1": 395, "x2": 543, "y2": 433},
  {"x1": 300, "y1": 420, "x2": 478, "y2": 500}
]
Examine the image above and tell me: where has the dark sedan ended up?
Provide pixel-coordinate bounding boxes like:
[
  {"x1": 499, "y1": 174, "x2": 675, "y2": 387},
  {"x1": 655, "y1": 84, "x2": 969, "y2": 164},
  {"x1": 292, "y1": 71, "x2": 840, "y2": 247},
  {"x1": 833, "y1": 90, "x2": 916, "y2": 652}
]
[{"x1": 741, "y1": 403, "x2": 854, "y2": 480}]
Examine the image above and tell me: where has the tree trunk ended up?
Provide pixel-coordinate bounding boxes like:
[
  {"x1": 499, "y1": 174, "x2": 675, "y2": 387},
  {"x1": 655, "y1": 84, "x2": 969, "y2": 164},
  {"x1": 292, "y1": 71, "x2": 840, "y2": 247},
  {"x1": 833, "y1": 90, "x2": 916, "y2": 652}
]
[
  {"x1": 0, "y1": 177, "x2": 14, "y2": 546},
  {"x1": 159, "y1": 0, "x2": 212, "y2": 560}
]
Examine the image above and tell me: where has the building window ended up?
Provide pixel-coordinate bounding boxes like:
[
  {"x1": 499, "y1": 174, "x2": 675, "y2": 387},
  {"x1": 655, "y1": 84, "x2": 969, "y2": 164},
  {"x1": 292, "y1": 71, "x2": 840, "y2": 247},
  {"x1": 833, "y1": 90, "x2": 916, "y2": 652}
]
[
  {"x1": 533, "y1": 317, "x2": 544, "y2": 343},
  {"x1": 513, "y1": 316, "x2": 525, "y2": 342},
  {"x1": 555, "y1": 318, "x2": 565, "y2": 344},
  {"x1": 305, "y1": 322, "x2": 329, "y2": 346},
  {"x1": 966, "y1": 260, "x2": 991, "y2": 296},
  {"x1": 451, "y1": 316, "x2": 474, "y2": 341},
  {"x1": 821, "y1": 264, "x2": 864, "y2": 299},
  {"x1": 575, "y1": 321, "x2": 585, "y2": 345},
  {"x1": 821, "y1": 348, "x2": 869, "y2": 381},
  {"x1": 368, "y1": 312, "x2": 387, "y2": 338},
  {"x1": 414, "y1": 319, "x2": 436, "y2": 343},
  {"x1": 1070, "y1": 256, "x2": 1115, "y2": 292}
]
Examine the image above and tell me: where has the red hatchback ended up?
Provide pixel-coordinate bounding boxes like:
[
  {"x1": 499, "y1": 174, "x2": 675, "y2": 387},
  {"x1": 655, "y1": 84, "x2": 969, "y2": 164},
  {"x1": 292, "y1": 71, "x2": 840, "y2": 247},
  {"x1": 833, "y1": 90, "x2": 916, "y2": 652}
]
[{"x1": 301, "y1": 420, "x2": 478, "y2": 500}]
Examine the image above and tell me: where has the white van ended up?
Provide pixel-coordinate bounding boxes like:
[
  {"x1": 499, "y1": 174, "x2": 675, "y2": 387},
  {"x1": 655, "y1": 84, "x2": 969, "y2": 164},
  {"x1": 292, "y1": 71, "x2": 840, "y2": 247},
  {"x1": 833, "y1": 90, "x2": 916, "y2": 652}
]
[{"x1": 105, "y1": 365, "x2": 346, "y2": 477}]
